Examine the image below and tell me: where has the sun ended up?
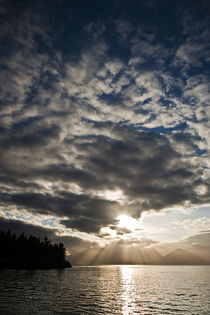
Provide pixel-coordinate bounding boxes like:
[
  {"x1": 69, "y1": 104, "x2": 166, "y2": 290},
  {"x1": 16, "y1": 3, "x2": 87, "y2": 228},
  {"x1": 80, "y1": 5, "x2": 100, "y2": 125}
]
[{"x1": 117, "y1": 214, "x2": 142, "y2": 232}]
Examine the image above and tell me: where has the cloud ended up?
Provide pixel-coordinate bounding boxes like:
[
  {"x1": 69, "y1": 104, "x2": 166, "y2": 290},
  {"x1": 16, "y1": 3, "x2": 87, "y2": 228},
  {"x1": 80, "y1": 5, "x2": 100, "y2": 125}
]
[
  {"x1": 0, "y1": 189, "x2": 120, "y2": 234},
  {"x1": 69, "y1": 127, "x2": 209, "y2": 210},
  {"x1": 1, "y1": 125, "x2": 209, "y2": 237},
  {"x1": 177, "y1": 217, "x2": 210, "y2": 234},
  {"x1": 0, "y1": 216, "x2": 56, "y2": 239},
  {"x1": 115, "y1": 19, "x2": 133, "y2": 40},
  {"x1": 0, "y1": 1, "x2": 53, "y2": 120}
]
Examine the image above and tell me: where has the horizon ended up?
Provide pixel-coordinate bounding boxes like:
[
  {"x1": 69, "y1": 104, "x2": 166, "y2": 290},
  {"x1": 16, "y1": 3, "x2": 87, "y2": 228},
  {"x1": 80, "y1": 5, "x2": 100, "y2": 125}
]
[{"x1": 0, "y1": 0, "x2": 210, "y2": 265}]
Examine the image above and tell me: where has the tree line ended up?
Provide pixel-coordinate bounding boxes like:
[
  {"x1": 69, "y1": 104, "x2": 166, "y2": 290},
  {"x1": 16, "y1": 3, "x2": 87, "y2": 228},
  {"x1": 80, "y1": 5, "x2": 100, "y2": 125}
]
[{"x1": 0, "y1": 230, "x2": 71, "y2": 269}]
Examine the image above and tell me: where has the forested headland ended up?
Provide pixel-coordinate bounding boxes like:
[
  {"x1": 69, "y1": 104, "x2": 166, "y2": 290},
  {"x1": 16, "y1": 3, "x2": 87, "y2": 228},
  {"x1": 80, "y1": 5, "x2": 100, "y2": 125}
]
[{"x1": 0, "y1": 230, "x2": 71, "y2": 269}]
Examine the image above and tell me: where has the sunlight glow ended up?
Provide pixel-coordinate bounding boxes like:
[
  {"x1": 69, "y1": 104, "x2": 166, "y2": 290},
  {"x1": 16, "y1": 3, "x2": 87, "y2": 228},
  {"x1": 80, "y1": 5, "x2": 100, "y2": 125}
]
[
  {"x1": 97, "y1": 189, "x2": 126, "y2": 203},
  {"x1": 117, "y1": 215, "x2": 142, "y2": 231}
]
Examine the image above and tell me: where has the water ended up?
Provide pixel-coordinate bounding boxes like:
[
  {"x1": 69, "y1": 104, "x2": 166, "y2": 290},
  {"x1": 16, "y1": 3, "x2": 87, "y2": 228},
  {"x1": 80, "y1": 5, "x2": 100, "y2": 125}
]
[{"x1": 0, "y1": 265, "x2": 209, "y2": 314}]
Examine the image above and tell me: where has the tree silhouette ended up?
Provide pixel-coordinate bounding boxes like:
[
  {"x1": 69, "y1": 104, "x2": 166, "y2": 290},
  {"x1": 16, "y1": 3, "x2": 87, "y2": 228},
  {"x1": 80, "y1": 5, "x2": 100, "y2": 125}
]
[{"x1": 0, "y1": 230, "x2": 71, "y2": 269}]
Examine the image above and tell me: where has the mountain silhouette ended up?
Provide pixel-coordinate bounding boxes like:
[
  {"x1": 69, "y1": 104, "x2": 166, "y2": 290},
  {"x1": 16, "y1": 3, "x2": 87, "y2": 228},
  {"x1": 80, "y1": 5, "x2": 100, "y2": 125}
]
[
  {"x1": 67, "y1": 245, "x2": 210, "y2": 265},
  {"x1": 163, "y1": 248, "x2": 209, "y2": 265}
]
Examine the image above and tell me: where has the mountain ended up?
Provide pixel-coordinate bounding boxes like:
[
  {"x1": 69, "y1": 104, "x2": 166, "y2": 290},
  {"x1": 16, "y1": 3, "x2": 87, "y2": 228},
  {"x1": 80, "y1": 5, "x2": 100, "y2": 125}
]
[
  {"x1": 163, "y1": 248, "x2": 210, "y2": 265},
  {"x1": 188, "y1": 245, "x2": 210, "y2": 263}
]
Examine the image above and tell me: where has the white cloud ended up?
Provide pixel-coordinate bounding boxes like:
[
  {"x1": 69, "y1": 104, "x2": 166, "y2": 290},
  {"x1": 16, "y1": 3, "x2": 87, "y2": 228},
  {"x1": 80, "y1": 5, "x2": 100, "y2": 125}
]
[{"x1": 177, "y1": 217, "x2": 210, "y2": 234}]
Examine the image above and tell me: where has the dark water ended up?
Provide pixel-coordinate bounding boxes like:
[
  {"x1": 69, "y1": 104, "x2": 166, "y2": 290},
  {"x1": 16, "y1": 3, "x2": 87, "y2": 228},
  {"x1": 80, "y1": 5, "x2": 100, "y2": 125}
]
[{"x1": 0, "y1": 265, "x2": 209, "y2": 314}]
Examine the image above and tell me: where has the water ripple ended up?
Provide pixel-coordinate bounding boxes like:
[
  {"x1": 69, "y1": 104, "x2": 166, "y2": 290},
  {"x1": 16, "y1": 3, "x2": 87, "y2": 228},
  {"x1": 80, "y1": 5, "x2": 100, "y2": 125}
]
[{"x1": 0, "y1": 266, "x2": 209, "y2": 314}]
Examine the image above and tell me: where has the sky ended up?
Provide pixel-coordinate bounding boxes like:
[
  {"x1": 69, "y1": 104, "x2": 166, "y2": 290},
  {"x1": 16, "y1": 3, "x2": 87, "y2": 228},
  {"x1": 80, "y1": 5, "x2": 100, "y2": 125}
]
[{"x1": 0, "y1": 0, "x2": 210, "y2": 264}]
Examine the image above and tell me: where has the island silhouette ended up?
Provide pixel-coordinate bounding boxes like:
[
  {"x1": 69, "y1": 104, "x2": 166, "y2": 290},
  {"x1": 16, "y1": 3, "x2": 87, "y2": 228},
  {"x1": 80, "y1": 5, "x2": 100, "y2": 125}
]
[{"x1": 0, "y1": 230, "x2": 71, "y2": 269}]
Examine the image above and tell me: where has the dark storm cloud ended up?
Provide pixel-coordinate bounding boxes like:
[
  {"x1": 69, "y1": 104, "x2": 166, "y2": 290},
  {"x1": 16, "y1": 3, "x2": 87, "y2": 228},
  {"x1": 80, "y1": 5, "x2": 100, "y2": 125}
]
[
  {"x1": 0, "y1": 0, "x2": 209, "y2": 240},
  {"x1": 1, "y1": 125, "x2": 209, "y2": 233},
  {"x1": 1, "y1": 119, "x2": 61, "y2": 149},
  {"x1": 61, "y1": 216, "x2": 113, "y2": 234},
  {"x1": 0, "y1": 216, "x2": 98, "y2": 255},
  {"x1": 41, "y1": 164, "x2": 105, "y2": 190},
  {"x1": 0, "y1": 190, "x2": 118, "y2": 233},
  {"x1": 63, "y1": 127, "x2": 209, "y2": 215},
  {"x1": 0, "y1": 216, "x2": 55, "y2": 239}
]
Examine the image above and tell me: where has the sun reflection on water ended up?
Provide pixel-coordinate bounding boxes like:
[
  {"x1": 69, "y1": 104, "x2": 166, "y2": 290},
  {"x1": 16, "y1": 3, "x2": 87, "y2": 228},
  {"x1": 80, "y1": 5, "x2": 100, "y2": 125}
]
[{"x1": 120, "y1": 266, "x2": 135, "y2": 314}]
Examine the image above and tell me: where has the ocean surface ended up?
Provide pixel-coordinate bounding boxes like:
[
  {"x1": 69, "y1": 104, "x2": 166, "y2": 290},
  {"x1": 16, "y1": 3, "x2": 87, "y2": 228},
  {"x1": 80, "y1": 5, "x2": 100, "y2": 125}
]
[{"x1": 0, "y1": 265, "x2": 209, "y2": 314}]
